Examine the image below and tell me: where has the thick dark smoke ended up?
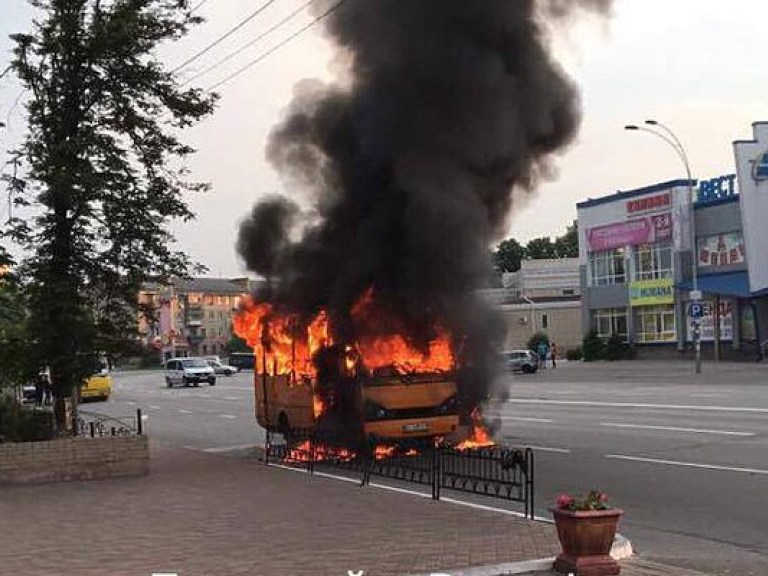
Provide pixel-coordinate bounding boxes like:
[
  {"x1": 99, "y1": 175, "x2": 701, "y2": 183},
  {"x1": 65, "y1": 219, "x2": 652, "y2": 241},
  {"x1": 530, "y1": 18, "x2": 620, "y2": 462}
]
[{"x1": 238, "y1": 0, "x2": 611, "y2": 397}]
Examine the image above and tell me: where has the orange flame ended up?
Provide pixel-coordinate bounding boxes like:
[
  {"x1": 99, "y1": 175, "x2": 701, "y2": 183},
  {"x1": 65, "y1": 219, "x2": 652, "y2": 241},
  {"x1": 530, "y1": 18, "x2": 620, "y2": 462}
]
[{"x1": 455, "y1": 409, "x2": 495, "y2": 451}]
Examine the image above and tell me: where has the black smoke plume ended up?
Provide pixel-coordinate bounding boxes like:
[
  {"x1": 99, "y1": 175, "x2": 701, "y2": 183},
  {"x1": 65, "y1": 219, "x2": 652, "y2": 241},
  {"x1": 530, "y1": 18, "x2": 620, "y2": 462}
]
[{"x1": 238, "y1": 0, "x2": 611, "y2": 398}]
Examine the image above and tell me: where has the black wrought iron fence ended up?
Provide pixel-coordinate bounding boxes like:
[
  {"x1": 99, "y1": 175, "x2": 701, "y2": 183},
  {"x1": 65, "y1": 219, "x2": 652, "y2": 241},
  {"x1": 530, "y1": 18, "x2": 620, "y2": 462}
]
[
  {"x1": 75, "y1": 408, "x2": 144, "y2": 438},
  {"x1": 262, "y1": 429, "x2": 535, "y2": 518}
]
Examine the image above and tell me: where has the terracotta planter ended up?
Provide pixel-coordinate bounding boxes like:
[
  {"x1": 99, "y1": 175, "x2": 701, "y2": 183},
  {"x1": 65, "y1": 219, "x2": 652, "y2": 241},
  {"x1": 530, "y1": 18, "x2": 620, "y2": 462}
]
[{"x1": 551, "y1": 507, "x2": 623, "y2": 576}]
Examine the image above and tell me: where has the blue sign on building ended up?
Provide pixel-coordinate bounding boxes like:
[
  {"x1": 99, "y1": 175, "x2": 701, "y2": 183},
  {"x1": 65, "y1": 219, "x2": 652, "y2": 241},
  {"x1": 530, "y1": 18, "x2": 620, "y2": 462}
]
[{"x1": 697, "y1": 174, "x2": 737, "y2": 205}]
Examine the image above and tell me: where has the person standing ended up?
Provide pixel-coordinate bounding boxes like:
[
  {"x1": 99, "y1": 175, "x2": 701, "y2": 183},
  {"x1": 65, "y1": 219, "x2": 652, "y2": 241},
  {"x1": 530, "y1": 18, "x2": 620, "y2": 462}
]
[
  {"x1": 551, "y1": 341, "x2": 557, "y2": 369},
  {"x1": 537, "y1": 340, "x2": 549, "y2": 370}
]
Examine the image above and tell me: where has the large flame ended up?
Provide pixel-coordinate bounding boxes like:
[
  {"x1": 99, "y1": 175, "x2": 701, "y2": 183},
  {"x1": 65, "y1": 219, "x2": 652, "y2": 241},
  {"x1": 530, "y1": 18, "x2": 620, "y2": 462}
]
[{"x1": 233, "y1": 290, "x2": 455, "y2": 377}]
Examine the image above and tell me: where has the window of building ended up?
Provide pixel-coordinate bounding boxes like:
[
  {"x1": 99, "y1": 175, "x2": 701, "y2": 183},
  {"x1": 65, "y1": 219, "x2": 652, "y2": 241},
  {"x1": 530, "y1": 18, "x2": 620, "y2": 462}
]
[
  {"x1": 593, "y1": 308, "x2": 628, "y2": 341},
  {"x1": 634, "y1": 243, "x2": 672, "y2": 281},
  {"x1": 634, "y1": 305, "x2": 676, "y2": 343},
  {"x1": 589, "y1": 248, "x2": 626, "y2": 286}
]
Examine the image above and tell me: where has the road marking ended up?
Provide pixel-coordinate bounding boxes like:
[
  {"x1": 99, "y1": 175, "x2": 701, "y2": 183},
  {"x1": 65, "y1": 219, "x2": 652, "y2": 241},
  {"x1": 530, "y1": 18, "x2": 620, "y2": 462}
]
[
  {"x1": 605, "y1": 454, "x2": 768, "y2": 476},
  {"x1": 600, "y1": 422, "x2": 754, "y2": 437},
  {"x1": 203, "y1": 444, "x2": 255, "y2": 453},
  {"x1": 508, "y1": 398, "x2": 768, "y2": 413},
  {"x1": 149, "y1": 405, "x2": 160, "y2": 410},
  {"x1": 224, "y1": 396, "x2": 240, "y2": 401},
  {"x1": 125, "y1": 401, "x2": 137, "y2": 406},
  {"x1": 498, "y1": 416, "x2": 553, "y2": 423},
  {"x1": 218, "y1": 414, "x2": 237, "y2": 420},
  {"x1": 525, "y1": 445, "x2": 571, "y2": 454},
  {"x1": 178, "y1": 409, "x2": 193, "y2": 414}
]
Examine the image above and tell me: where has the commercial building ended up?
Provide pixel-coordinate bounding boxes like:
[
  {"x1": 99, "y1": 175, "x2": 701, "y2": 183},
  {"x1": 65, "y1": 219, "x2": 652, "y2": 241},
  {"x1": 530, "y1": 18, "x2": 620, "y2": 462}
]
[
  {"x1": 139, "y1": 277, "x2": 260, "y2": 361},
  {"x1": 577, "y1": 122, "x2": 768, "y2": 358},
  {"x1": 481, "y1": 258, "x2": 582, "y2": 352}
]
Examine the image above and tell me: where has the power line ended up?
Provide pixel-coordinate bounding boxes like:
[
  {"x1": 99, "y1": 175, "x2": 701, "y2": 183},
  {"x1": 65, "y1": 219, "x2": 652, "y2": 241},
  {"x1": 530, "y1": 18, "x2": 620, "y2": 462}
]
[
  {"x1": 183, "y1": 0, "x2": 316, "y2": 86},
  {"x1": 208, "y1": 0, "x2": 346, "y2": 91},
  {"x1": 189, "y1": 0, "x2": 210, "y2": 14},
  {"x1": 172, "y1": 0, "x2": 280, "y2": 74}
]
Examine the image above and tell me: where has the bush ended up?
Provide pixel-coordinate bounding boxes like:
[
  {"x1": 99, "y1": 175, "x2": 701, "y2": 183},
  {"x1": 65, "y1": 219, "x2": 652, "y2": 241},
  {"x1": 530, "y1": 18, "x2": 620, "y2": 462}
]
[
  {"x1": 604, "y1": 333, "x2": 627, "y2": 361},
  {"x1": 0, "y1": 395, "x2": 54, "y2": 442},
  {"x1": 582, "y1": 330, "x2": 604, "y2": 361},
  {"x1": 566, "y1": 347, "x2": 583, "y2": 361},
  {"x1": 526, "y1": 331, "x2": 550, "y2": 353}
]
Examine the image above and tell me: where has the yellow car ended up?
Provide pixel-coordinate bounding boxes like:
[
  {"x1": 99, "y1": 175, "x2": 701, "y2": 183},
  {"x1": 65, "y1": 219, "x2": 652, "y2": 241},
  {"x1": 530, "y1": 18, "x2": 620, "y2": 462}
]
[{"x1": 80, "y1": 371, "x2": 112, "y2": 402}]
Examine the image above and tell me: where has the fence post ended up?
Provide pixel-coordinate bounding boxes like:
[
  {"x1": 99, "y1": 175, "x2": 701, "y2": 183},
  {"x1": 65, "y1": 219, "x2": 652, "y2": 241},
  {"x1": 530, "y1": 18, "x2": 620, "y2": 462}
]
[
  {"x1": 264, "y1": 429, "x2": 271, "y2": 465},
  {"x1": 136, "y1": 408, "x2": 143, "y2": 435},
  {"x1": 525, "y1": 448, "x2": 535, "y2": 519},
  {"x1": 89, "y1": 421, "x2": 95, "y2": 438},
  {"x1": 432, "y1": 445, "x2": 441, "y2": 501}
]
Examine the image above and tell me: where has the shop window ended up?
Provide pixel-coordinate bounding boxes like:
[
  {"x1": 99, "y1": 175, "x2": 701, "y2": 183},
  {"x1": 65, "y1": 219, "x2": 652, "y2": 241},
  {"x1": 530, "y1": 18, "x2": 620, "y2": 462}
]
[
  {"x1": 634, "y1": 305, "x2": 676, "y2": 343},
  {"x1": 589, "y1": 248, "x2": 626, "y2": 286},
  {"x1": 593, "y1": 308, "x2": 628, "y2": 341},
  {"x1": 634, "y1": 243, "x2": 672, "y2": 281}
]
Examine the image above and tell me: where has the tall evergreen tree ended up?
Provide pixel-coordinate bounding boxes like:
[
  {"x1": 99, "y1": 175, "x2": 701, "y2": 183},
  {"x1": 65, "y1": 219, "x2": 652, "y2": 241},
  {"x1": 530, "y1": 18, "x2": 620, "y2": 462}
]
[{"x1": 6, "y1": 0, "x2": 216, "y2": 431}]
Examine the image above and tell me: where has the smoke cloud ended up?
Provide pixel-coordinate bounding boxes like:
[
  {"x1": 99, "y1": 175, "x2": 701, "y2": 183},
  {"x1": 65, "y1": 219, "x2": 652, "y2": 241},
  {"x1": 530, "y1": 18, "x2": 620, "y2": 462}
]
[{"x1": 238, "y1": 0, "x2": 611, "y2": 390}]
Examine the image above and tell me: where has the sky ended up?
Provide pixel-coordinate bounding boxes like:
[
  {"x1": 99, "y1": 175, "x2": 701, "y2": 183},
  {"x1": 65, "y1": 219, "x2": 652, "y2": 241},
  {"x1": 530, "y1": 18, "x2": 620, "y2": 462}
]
[{"x1": 1, "y1": 0, "x2": 766, "y2": 277}]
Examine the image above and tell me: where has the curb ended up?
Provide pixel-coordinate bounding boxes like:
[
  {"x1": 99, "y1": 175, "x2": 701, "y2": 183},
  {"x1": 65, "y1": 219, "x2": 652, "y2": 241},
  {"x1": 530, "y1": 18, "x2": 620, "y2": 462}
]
[{"x1": 407, "y1": 557, "x2": 556, "y2": 576}]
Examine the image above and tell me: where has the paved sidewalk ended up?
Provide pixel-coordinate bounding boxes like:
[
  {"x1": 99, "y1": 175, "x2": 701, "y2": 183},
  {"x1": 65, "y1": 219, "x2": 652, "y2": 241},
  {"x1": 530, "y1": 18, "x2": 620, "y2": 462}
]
[{"x1": 0, "y1": 443, "x2": 720, "y2": 576}]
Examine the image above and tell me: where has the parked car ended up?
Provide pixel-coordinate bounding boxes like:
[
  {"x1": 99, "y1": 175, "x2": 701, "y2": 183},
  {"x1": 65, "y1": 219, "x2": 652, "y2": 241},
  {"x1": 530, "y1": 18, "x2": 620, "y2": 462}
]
[
  {"x1": 165, "y1": 357, "x2": 216, "y2": 388},
  {"x1": 207, "y1": 359, "x2": 237, "y2": 376},
  {"x1": 505, "y1": 350, "x2": 539, "y2": 374}
]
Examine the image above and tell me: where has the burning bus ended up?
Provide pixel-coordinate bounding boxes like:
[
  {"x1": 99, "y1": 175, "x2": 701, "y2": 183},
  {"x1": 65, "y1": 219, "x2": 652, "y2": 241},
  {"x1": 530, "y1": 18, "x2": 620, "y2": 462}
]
[{"x1": 233, "y1": 291, "x2": 488, "y2": 447}]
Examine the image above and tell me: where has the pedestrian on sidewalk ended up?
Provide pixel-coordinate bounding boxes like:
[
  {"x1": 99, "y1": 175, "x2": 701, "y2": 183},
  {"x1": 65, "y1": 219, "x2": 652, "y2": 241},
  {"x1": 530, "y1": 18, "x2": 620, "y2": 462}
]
[
  {"x1": 551, "y1": 341, "x2": 557, "y2": 369},
  {"x1": 43, "y1": 373, "x2": 52, "y2": 406},
  {"x1": 536, "y1": 340, "x2": 549, "y2": 369}
]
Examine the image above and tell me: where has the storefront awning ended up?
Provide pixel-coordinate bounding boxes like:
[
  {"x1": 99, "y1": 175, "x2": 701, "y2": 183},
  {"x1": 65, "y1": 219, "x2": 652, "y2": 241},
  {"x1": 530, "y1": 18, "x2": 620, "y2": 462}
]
[{"x1": 676, "y1": 271, "x2": 752, "y2": 299}]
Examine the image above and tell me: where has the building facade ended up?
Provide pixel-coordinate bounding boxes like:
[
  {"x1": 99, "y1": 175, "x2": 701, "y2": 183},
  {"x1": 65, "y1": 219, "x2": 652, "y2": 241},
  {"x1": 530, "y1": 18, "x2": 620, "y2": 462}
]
[
  {"x1": 139, "y1": 278, "x2": 259, "y2": 361},
  {"x1": 577, "y1": 121, "x2": 768, "y2": 358}
]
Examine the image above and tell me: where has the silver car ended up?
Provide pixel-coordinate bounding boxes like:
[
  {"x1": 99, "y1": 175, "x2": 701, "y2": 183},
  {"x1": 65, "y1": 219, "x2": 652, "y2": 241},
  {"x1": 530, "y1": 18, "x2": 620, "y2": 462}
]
[
  {"x1": 165, "y1": 357, "x2": 216, "y2": 388},
  {"x1": 505, "y1": 350, "x2": 539, "y2": 374}
]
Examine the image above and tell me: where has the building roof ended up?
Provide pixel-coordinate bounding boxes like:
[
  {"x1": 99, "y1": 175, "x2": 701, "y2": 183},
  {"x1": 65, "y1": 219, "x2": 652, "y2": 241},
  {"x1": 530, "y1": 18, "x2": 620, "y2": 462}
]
[
  {"x1": 576, "y1": 179, "x2": 696, "y2": 210},
  {"x1": 142, "y1": 277, "x2": 262, "y2": 295}
]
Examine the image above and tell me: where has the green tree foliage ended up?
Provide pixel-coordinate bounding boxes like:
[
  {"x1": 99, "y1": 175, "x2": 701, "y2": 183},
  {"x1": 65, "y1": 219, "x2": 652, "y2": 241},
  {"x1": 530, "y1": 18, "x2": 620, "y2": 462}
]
[
  {"x1": 493, "y1": 238, "x2": 526, "y2": 273},
  {"x1": 604, "y1": 333, "x2": 632, "y2": 361},
  {"x1": 582, "y1": 329, "x2": 604, "y2": 361},
  {"x1": 526, "y1": 331, "x2": 549, "y2": 353},
  {"x1": 226, "y1": 335, "x2": 252, "y2": 355},
  {"x1": 492, "y1": 220, "x2": 579, "y2": 274},
  {"x1": 6, "y1": 0, "x2": 216, "y2": 432},
  {"x1": 0, "y1": 269, "x2": 35, "y2": 389}
]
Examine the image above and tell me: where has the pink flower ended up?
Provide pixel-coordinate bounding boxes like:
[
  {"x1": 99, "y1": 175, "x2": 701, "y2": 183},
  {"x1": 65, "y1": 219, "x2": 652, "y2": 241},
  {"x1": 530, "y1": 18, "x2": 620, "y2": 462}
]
[
  {"x1": 556, "y1": 494, "x2": 573, "y2": 509},
  {"x1": 598, "y1": 492, "x2": 609, "y2": 503}
]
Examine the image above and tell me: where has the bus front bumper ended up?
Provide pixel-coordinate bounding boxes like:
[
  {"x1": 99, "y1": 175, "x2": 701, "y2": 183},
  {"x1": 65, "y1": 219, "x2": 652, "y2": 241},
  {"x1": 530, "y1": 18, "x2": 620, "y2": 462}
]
[{"x1": 363, "y1": 415, "x2": 460, "y2": 439}]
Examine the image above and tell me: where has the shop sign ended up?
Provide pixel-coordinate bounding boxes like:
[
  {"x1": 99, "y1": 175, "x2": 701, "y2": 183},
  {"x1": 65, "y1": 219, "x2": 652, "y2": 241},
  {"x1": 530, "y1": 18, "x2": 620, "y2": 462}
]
[
  {"x1": 686, "y1": 300, "x2": 733, "y2": 342},
  {"x1": 626, "y1": 192, "x2": 671, "y2": 214},
  {"x1": 697, "y1": 231, "x2": 745, "y2": 267},
  {"x1": 629, "y1": 278, "x2": 674, "y2": 307},
  {"x1": 588, "y1": 213, "x2": 672, "y2": 251},
  {"x1": 696, "y1": 174, "x2": 737, "y2": 204}
]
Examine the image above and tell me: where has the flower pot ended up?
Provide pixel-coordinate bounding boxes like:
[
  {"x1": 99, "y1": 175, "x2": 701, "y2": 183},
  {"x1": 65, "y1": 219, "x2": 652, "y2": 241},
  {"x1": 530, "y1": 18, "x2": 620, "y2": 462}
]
[{"x1": 551, "y1": 508, "x2": 623, "y2": 576}]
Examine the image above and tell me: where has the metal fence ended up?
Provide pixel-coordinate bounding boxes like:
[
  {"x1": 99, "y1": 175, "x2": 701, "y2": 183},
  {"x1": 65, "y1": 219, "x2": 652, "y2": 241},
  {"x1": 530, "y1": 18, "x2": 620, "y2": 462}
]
[
  {"x1": 263, "y1": 429, "x2": 535, "y2": 518},
  {"x1": 75, "y1": 408, "x2": 144, "y2": 438}
]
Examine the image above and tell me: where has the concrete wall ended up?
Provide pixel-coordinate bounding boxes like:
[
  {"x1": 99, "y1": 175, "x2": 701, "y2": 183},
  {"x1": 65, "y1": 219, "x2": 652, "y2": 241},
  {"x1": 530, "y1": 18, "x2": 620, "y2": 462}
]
[
  {"x1": 499, "y1": 303, "x2": 582, "y2": 351},
  {"x1": 0, "y1": 435, "x2": 149, "y2": 485}
]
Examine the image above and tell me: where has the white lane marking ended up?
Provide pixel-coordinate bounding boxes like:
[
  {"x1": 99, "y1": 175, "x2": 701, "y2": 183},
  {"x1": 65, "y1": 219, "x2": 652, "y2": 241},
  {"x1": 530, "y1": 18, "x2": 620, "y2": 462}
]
[
  {"x1": 600, "y1": 422, "x2": 754, "y2": 437},
  {"x1": 605, "y1": 454, "x2": 768, "y2": 476},
  {"x1": 508, "y1": 399, "x2": 768, "y2": 413},
  {"x1": 224, "y1": 396, "x2": 240, "y2": 401},
  {"x1": 178, "y1": 409, "x2": 193, "y2": 414},
  {"x1": 498, "y1": 416, "x2": 553, "y2": 423},
  {"x1": 125, "y1": 401, "x2": 137, "y2": 406},
  {"x1": 149, "y1": 405, "x2": 160, "y2": 410},
  {"x1": 218, "y1": 414, "x2": 237, "y2": 420},
  {"x1": 197, "y1": 393, "x2": 211, "y2": 398},
  {"x1": 203, "y1": 444, "x2": 256, "y2": 453},
  {"x1": 525, "y1": 445, "x2": 571, "y2": 454}
]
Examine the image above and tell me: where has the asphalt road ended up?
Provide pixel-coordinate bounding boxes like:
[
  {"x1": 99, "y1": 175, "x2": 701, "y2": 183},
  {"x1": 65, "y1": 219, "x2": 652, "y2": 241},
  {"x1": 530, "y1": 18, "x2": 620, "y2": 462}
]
[{"x1": 96, "y1": 361, "x2": 768, "y2": 576}]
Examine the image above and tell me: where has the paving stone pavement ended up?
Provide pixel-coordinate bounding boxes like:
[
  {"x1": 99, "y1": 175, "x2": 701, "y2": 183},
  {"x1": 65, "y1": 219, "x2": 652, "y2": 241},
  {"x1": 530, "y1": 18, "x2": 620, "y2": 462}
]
[{"x1": 0, "y1": 443, "x2": 561, "y2": 576}]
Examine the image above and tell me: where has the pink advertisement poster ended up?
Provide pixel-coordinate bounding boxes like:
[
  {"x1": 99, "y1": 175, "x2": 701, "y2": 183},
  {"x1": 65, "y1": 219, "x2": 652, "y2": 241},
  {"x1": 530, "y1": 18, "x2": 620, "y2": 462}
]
[{"x1": 588, "y1": 213, "x2": 672, "y2": 251}]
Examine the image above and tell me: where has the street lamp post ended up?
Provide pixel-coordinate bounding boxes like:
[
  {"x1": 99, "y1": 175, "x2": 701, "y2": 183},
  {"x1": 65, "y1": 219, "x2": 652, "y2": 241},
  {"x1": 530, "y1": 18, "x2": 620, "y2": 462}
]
[{"x1": 625, "y1": 121, "x2": 702, "y2": 374}]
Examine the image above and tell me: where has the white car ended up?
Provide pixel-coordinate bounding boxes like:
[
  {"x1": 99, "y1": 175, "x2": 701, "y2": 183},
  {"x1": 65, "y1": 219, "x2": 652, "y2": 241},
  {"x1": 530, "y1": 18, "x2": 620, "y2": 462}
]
[
  {"x1": 165, "y1": 357, "x2": 216, "y2": 388},
  {"x1": 207, "y1": 359, "x2": 237, "y2": 376}
]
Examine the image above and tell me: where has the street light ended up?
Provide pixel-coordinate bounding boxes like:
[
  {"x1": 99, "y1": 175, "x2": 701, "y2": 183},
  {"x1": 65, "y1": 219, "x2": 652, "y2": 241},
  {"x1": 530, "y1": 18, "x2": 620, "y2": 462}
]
[{"x1": 624, "y1": 120, "x2": 701, "y2": 374}]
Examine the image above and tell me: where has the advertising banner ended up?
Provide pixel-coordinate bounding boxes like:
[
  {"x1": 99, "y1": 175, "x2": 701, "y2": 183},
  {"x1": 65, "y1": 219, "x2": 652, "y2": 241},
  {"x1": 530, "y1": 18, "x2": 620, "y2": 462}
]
[
  {"x1": 629, "y1": 278, "x2": 675, "y2": 307},
  {"x1": 697, "y1": 232, "x2": 745, "y2": 267},
  {"x1": 588, "y1": 213, "x2": 672, "y2": 251},
  {"x1": 686, "y1": 300, "x2": 734, "y2": 341}
]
